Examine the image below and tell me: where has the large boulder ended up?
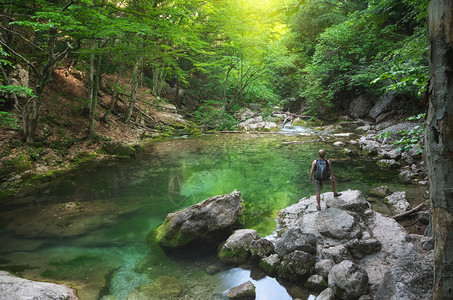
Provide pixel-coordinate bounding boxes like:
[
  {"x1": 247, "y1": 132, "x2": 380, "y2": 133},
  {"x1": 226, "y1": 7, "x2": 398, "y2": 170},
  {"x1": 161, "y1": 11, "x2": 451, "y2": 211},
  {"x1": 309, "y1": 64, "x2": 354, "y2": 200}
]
[
  {"x1": 369, "y1": 91, "x2": 397, "y2": 122},
  {"x1": 259, "y1": 254, "x2": 281, "y2": 275},
  {"x1": 374, "y1": 254, "x2": 434, "y2": 300},
  {"x1": 349, "y1": 94, "x2": 374, "y2": 118},
  {"x1": 238, "y1": 116, "x2": 278, "y2": 131},
  {"x1": 328, "y1": 260, "x2": 369, "y2": 299},
  {"x1": 218, "y1": 229, "x2": 259, "y2": 264},
  {"x1": 0, "y1": 271, "x2": 78, "y2": 300},
  {"x1": 274, "y1": 227, "x2": 317, "y2": 256},
  {"x1": 249, "y1": 238, "x2": 275, "y2": 259},
  {"x1": 148, "y1": 190, "x2": 244, "y2": 248}
]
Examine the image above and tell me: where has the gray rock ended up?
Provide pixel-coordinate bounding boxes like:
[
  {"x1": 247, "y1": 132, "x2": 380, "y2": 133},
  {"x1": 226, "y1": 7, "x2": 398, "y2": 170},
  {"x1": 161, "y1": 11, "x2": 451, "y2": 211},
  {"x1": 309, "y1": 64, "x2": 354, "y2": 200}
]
[
  {"x1": 306, "y1": 274, "x2": 328, "y2": 292},
  {"x1": 333, "y1": 141, "x2": 345, "y2": 147},
  {"x1": 350, "y1": 94, "x2": 374, "y2": 119},
  {"x1": 369, "y1": 186, "x2": 391, "y2": 198},
  {"x1": 226, "y1": 281, "x2": 256, "y2": 300},
  {"x1": 385, "y1": 191, "x2": 411, "y2": 214},
  {"x1": 316, "y1": 288, "x2": 335, "y2": 300},
  {"x1": 259, "y1": 254, "x2": 281, "y2": 275},
  {"x1": 218, "y1": 229, "x2": 259, "y2": 264},
  {"x1": 369, "y1": 91, "x2": 397, "y2": 121},
  {"x1": 238, "y1": 116, "x2": 278, "y2": 131},
  {"x1": 0, "y1": 271, "x2": 78, "y2": 300},
  {"x1": 316, "y1": 208, "x2": 362, "y2": 240},
  {"x1": 249, "y1": 238, "x2": 275, "y2": 258},
  {"x1": 377, "y1": 159, "x2": 401, "y2": 170},
  {"x1": 275, "y1": 227, "x2": 317, "y2": 256},
  {"x1": 398, "y1": 170, "x2": 416, "y2": 182},
  {"x1": 328, "y1": 260, "x2": 369, "y2": 299},
  {"x1": 325, "y1": 190, "x2": 370, "y2": 213},
  {"x1": 321, "y1": 244, "x2": 353, "y2": 264},
  {"x1": 278, "y1": 250, "x2": 316, "y2": 282},
  {"x1": 315, "y1": 259, "x2": 334, "y2": 279},
  {"x1": 151, "y1": 190, "x2": 244, "y2": 248},
  {"x1": 375, "y1": 254, "x2": 433, "y2": 300},
  {"x1": 345, "y1": 239, "x2": 382, "y2": 259},
  {"x1": 378, "y1": 149, "x2": 402, "y2": 160},
  {"x1": 359, "y1": 137, "x2": 380, "y2": 156}
]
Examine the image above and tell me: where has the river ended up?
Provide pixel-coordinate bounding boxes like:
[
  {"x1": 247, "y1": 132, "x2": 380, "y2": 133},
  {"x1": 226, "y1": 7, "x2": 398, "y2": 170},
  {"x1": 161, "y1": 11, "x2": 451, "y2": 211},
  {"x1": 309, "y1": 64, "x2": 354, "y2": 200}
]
[{"x1": 0, "y1": 130, "x2": 414, "y2": 299}]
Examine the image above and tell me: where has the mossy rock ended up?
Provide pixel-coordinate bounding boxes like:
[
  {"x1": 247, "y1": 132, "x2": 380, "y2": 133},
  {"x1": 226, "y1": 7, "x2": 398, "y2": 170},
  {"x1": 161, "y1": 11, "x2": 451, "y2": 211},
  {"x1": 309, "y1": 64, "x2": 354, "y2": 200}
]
[
  {"x1": 2, "y1": 154, "x2": 33, "y2": 174},
  {"x1": 102, "y1": 141, "x2": 136, "y2": 157},
  {"x1": 218, "y1": 246, "x2": 249, "y2": 264}
]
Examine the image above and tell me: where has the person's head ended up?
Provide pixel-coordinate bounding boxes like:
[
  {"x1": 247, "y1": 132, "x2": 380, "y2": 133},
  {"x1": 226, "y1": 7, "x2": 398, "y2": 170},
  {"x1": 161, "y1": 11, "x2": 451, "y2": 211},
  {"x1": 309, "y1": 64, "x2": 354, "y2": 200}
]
[{"x1": 318, "y1": 149, "x2": 326, "y2": 159}]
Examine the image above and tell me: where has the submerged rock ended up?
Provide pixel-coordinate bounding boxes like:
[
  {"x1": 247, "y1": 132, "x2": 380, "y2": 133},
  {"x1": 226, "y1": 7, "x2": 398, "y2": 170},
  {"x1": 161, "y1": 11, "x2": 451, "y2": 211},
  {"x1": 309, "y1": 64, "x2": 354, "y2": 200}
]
[
  {"x1": 149, "y1": 190, "x2": 243, "y2": 248},
  {"x1": 0, "y1": 271, "x2": 78, "y2": 300},
  {"x1": 259, "y1": 254, "x2": 281, "y2": 275},
  {"x1": 225, "y1": 281, "x2": 256, "y2": 300},
  {"x1": 126, "y1": 276, "x2": 182, "y2": 299},
  {"x1": 102, "y1": 140, "x2": 136, "y2": 156}
]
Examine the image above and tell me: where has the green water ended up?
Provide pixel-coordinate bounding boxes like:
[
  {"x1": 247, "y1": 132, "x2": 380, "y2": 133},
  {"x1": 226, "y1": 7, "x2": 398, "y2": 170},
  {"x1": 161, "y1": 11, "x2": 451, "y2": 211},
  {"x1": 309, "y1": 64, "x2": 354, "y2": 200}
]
[{"x1": 0, "y1": 133, "x2": 412, "y2": 299}]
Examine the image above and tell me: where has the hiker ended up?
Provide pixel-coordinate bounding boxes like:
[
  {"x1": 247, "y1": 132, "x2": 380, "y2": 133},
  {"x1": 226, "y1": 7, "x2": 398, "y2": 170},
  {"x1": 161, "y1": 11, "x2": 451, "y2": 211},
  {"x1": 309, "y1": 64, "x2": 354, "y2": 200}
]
[{"x1": 310, "y1": 149, "x2": 341, "y2": 211}]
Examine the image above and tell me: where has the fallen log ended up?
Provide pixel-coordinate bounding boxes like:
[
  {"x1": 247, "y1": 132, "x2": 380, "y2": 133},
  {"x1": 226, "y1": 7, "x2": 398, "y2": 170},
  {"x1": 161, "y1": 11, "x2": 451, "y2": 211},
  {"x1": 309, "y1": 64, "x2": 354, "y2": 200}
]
[{"x1": 392, "y1": 201, "x2": 429, "y2": 220}]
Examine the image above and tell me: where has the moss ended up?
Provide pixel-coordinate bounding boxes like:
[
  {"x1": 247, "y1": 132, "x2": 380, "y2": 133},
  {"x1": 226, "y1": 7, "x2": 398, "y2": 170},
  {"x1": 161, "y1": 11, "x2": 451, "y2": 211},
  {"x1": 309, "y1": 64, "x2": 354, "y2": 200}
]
[
  {"x1": 3, "y1": 154, "x2": 33, "y2": 173},
  {"x1": 41, "y1": 255, "x2": 100, "y2": 280},
  {"x1": 1, "y1": 264, "x2": 38, "y2": 275},
  {"x1": 71, "y1": 151, "x2": 98, "y2": 165},
  {"x1": 218, "y1": 246, "x2": 248, "y2": 264}
]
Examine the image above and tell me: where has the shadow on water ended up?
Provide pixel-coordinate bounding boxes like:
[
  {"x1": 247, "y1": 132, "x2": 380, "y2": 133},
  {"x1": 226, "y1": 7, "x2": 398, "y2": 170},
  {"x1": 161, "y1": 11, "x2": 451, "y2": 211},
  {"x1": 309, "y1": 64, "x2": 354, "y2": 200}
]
[{"x1": 0, "y1": 132, "x2": 413, "y2": 299}]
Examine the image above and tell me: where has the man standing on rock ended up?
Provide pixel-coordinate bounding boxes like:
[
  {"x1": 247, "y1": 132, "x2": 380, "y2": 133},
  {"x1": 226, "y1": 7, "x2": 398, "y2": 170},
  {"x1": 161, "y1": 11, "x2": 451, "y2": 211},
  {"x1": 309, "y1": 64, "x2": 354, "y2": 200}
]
[{"x1": 310, "y1": 149, "x2": 342, "y2": 211}]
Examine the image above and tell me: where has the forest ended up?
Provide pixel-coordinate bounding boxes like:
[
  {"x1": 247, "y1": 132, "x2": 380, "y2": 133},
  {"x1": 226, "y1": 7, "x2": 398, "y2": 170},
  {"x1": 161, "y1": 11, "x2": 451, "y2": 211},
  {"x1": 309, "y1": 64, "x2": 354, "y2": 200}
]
[{"x1": 0, "y1": 0, "x2": 429, "y2": 139}]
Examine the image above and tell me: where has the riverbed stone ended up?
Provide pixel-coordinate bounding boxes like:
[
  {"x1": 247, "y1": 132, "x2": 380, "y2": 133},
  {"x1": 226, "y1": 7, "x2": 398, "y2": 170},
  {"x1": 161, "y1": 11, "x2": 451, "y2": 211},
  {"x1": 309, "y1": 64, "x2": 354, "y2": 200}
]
[
  {"x1": 259, "y1": 254, "x2": 281, "y2": 275},
  {"x1": 225, "y1": 281, "x2": 256, "y2": 300},
  {"x1": 359, "y1": 137, "x2": 380, "y2": 156},
  {"x1": 149, "y1": 190, "x2": 244, "y2": 248},
  {"x1": 385, "y1": 191, "x2": 411, "y2": 214},
  {"x1": 316, "y1": 208, "x2": 362, "y2": 240},
  {"x1": 321, "y1": 244, "x2": 352, "y2": 264},
  {"x1": 377, "y1": 159, "x2": 400, "y2": 170},
  {"x1": 328, "y1": 260, "x2": 369, "y2": 300},
  {"x1": 218, "y1": 229, "x2": 259, "y2": 264},
  {"x1": 315, "y1": 259, "x2": 334, "y2": 279},
  {"x1": 306, "y1": 274, "x2": 328, "y2": 292},
  {"x1": 369, "y1": 186, "x2": 391, "y2": 198},
  {"x1": 249, "y1": 238, "x2": 274, "y2": 259},
  {"x1": 398, "y1": 169, "x2": 416, "y2": 182},
  {"x1": 278, "y1": 250, "x2": 316, "y2": 282},
  {"x1": 275, "y1": 227, "x2": 317, "y2": 256},
  {"x1": 126, "y1": 276, "x2": 182, "y2": 300},
  {"x1": 0, "y1": 271, "x2": 78, "y2": 300},
  {"x1": 316, "y1": 288, "x2": 335, "y2": 300}
]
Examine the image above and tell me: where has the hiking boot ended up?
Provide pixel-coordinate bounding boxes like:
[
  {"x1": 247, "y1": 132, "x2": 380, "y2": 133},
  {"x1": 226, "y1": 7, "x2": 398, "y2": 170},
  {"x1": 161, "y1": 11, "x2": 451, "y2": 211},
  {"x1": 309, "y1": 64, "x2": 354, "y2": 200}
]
[{"x1": 334, "y1": 193, "x2": 342, "y2": 197}]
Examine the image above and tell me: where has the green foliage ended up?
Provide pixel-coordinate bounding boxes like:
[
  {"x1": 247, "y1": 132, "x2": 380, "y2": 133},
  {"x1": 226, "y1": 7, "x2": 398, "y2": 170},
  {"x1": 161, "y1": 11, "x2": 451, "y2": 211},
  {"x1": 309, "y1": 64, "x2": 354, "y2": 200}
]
[
  {"x1": 393, "y1": 114, "x2": 425, "y2": 154},
  {"x1": 192, "y1": 100, "x2": 238, "y2": 131},
  {"x1": 375, "y1": 113, "x2": 425, "y2": 154}
]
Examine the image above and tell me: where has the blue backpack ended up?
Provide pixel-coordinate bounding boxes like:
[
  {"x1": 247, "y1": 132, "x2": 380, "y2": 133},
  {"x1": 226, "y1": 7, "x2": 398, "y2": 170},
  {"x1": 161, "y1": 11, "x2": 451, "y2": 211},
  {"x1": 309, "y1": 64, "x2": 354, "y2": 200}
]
[{"x1": 314, "y1": 159, "x2": 330, "y2": 181}]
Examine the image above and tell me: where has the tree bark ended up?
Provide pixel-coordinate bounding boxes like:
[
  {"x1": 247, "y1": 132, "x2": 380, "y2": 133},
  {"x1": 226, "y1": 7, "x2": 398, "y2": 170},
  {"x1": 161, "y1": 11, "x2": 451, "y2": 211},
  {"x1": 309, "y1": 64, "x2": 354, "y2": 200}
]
[
  {"x1": 427, "y1": 1, "x2": 453, "y2": 299},
  {"x1": 125, "y1": 54, "x2": 143, "y2": 123}
]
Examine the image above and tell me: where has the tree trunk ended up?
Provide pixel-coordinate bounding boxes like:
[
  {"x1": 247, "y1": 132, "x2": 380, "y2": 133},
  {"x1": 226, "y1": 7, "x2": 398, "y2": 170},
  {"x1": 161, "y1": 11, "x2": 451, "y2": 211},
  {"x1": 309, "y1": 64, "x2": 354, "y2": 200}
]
[
  {"x1": 125, "y1": 55, "x2": 143, "y2": 123},
  {"x1": 88, "y1": 52, "x2": 102, "y2": 136},
  {"x1": 87, "y1": 39, "x2": 95, "y2": 112},
  {"x1": 427, "y1": 1, "x2": 453, "y2": 299}
]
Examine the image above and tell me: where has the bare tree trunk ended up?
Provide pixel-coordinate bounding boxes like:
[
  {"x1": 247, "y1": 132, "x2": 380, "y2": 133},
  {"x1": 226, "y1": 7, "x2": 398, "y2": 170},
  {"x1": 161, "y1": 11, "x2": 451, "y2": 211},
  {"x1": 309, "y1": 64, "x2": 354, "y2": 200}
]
[
  {"x1": 101, "y1": 63, "x2": 123, "y2": 123},
  {"x1": 87, "y1": 39, "x2": 95, "y2": 112},
  {"x1": 88, "y1": 51, "x2": 102, "y2": 136},
  {"x1": 125, "y1": 54, "x2": 143, "y2": 123},
  {"x1": 427, "y1": 1, "x2": 453, "y2": 299}
]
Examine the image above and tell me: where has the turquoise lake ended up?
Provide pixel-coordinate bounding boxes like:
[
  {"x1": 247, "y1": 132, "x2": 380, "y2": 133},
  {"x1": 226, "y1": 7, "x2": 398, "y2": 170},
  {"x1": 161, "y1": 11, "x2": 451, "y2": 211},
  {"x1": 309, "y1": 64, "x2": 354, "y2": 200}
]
[{"x1": 0, "y1": 132, "x2": 414, "y2": 299}]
